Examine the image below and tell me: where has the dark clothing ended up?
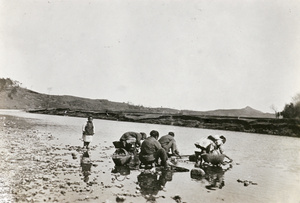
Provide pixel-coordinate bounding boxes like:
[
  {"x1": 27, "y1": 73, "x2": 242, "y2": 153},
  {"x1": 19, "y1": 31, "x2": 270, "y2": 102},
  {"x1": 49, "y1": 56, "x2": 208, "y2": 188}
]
[
  {"x1": 80, "y1": 151, "x2": 92, "y2": 182},
  {"x1": 140, "y1": 137, "x2": 162, "y2": 155},
  {"x1": 120, "y1": 132, "x2": 143, "y2": 147},
  {"x1": 139, "y1": 148, "x2": 168, "y2": 165},
  {"x1": 158, "y1": 134, "x2": 179, "y2": 155},
  {"x1": 83, "y1": 121, "x2": 94, "y2": 135},
  {"x1": 140, "y1": 137, "x2": 168, "y2": 166},
  {"x1": 82, "y1": 120, "x2": 94, "y2": 148},
  {"x1": 83, "y1": 142, "x2": 89, "y2": 148}
]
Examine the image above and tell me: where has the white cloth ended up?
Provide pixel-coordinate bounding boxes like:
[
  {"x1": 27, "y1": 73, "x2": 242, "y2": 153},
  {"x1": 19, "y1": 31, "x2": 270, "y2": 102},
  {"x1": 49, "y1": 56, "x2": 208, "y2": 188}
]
[
  {"x1": 126, "y1": 138, "x2": 136, "y2": 144},
  {"x1": 195, "y1": 138, "x2": 214, "y2": 148},
  {"x1": 83, "y1": 135, "x2": 93, "y2": 142}
]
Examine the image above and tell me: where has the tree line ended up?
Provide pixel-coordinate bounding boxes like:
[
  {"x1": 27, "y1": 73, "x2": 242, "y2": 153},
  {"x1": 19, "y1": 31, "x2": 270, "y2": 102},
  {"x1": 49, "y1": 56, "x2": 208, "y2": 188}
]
[
  {"x1": 0, "y1": 78, "x2": 21, "y2": 99},
  {"x1": 280, "y1": 93, "x2": 300, "y2": 119},
  {"x1": 0, "y1": 78, "x2": 21, "y2": 90}
]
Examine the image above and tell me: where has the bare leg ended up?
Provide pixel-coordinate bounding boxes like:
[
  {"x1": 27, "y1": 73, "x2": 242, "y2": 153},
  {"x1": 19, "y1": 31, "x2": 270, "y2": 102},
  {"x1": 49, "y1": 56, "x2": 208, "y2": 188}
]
[{"x1": 84, "y1": 142, "x2": 90, "y2": 149}]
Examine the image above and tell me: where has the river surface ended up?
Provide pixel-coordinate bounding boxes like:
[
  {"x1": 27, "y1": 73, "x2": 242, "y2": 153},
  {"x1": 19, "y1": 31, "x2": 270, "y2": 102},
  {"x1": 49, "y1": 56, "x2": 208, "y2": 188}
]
[{"x1": 1, "y1": 110, "x2": 300, "y2": 203}]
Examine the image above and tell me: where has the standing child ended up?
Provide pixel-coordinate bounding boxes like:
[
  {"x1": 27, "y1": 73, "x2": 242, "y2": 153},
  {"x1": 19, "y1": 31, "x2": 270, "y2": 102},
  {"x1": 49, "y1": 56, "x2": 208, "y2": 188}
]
[{"x1": 82, "y1": 116, "x2": 95, "y2": 149}]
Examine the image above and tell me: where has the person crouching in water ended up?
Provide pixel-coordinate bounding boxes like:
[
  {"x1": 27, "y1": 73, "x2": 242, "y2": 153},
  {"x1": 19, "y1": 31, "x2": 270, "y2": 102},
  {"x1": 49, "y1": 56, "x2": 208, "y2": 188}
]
[
  {"x1": 194, "y1": 135, "x2": 232, "y2": 167},
  {"x1": 119, "y1": 132, "x2": 147, "y2": 154},
  {"x1": 194, "y1": 137, "x2": 215, "y2": 167},
  {"x1": 207, "y1": 135, "x2": 227, "y2": 154},
  {"x1": 158, "y1": 132, "x2": 180, "y2": 157},
  {"x1": 82, "y1": 116, "x2": 95, "y2": 149},
  {"x1": 206, "y1": 135, "x2": 232, "y2": 164},
  {"x1": 139, "y1": 130, "x2": 169, "y2": 169}
]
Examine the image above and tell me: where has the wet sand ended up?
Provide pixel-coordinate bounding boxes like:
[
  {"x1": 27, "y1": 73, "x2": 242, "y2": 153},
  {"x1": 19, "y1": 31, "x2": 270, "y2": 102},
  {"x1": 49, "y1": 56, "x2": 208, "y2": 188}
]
[
  {"x1": 1, "y1": 113, "x2": 300, "y2": 203},
  {"x1": 0, "y1": 115, "x2": 188, "y2": 203}
]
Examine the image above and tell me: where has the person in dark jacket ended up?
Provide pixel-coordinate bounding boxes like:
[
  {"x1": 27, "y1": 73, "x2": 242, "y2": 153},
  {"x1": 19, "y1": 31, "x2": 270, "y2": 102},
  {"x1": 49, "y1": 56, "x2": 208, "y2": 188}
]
[
  {"x1": 139, "y1": 130, "x2": 169, "y2": 168},
  {"x1": 119, "y1": 131, "x2": 147, "y2": 152},
  {"x1": 82, "y1": 116, "x2": 95, "y2": 149},
  {"x1": 158, "y1": 132, "x2": 180, "y2": 157}
]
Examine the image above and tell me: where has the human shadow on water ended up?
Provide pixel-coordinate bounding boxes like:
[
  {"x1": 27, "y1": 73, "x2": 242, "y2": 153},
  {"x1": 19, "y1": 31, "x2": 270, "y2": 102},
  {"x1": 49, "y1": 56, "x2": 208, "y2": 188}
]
[
  {"x1": 137, "y1": 169, "x2": 173, "y2": 202},
  {"x1": 190, "y1": 164, "x2": 232, "y2": 191},
  {"x1": 80, "y1": 150, "x2": 92, "y2": 183},
  {"x1": 128, "y1": 153, "x2": 141, "y2": 170},
  {"x1": 111, "y1": 165, "x2": 131, "y2": 182}
]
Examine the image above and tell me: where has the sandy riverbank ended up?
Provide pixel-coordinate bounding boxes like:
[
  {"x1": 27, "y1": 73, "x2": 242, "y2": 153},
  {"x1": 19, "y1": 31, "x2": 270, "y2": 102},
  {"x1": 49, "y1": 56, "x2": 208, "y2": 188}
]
[
  {"x1": 0, "y1": 116, "x2": 124, "y2": 202},
  {"x1": 0, "y1": 115, "x2": 95, "y2": 202},
  {"x1": 2, "y1": 112, "x2": 300, "y2": 203},
  {"x1": 0, "y1": 115, "x2": 188, "y2": 203}
]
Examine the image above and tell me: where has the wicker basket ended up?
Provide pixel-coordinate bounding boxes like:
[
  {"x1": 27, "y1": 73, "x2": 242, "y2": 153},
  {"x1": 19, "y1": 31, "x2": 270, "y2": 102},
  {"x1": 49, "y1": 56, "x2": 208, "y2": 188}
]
[{"x1": 112, "y1": 148, "x2": 132, "y2": 166}]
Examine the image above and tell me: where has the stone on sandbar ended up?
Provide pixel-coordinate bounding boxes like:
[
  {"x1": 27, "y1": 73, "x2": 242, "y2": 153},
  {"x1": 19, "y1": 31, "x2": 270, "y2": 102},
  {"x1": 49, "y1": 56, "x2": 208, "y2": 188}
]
[{"x1": 191, "y1": 168, "x2": 205, "y2": 177}]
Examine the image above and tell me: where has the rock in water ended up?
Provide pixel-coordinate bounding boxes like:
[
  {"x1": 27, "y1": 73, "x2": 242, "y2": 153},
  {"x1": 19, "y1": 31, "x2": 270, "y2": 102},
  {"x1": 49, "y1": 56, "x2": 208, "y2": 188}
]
[
  {"x1": 116, "y1": 195, "x2": 126, "y2": 202},
  {"x1": 172, "y1": 195, "x2": 182, "y2": 203},
  {"x1": 190, "y1": 168, "x2": 205, "y2": 179}
]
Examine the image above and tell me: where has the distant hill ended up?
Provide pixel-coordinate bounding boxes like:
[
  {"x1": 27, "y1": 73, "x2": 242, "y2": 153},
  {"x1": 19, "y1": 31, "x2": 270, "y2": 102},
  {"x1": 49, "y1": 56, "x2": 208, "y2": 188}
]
[
  {"x1": 0, "y1": 78, "x2": 178, "y2": 113},
  {"x1": 181, "y1": 106, "x2": 274, "y2": 118},
  {"x1": 0, "y1": 78, "x2": 274, "y2": 118}
]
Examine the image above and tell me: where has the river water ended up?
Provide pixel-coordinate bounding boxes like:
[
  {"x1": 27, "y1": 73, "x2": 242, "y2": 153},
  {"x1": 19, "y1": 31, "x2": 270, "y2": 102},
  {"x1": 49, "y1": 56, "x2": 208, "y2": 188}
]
[{"x1": 1, "y1": 110, "x2": 300, "y2": 203}]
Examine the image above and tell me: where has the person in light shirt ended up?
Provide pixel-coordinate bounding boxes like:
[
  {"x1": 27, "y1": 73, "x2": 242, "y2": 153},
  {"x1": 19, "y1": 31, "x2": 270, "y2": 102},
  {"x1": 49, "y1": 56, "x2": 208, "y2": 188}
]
[
  {"x1": 207, "y1": 135, "x2": 227, "y2": 154},
  {"x1": 194, "y1": 135, "x2": 231, "y2": 166}
]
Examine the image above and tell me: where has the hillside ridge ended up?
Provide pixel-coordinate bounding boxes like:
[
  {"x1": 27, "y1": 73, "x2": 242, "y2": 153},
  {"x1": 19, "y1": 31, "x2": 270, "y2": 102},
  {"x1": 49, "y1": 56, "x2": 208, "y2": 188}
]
[{"x1": 0, "y1": 80, "x2": 273, "y2": 118}]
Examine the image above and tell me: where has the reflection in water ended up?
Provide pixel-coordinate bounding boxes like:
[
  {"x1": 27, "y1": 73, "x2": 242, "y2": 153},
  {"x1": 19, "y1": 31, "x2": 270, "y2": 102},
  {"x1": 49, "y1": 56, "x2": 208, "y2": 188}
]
[
  {"x1": 80, "y1": 150, "x2": 92, "y2": 183},
  {"x1": 137, "y1": 170, "x2": 173, "y2": 202},
  {"x1": 190, "y1": 164, "x2": 232, "y2": 190},
  {"x1": 2, "y1": 111, "x2": 300, "y2": 203},
  {"x1": 204, "y1": 166, "x2": 225, "y2": 190},
  {"x1": 111, "y1": 165, "x2": 131, "y2": 182},
  {"x1": 128, "y1": 153, "x2": 141, "y2": 170}
]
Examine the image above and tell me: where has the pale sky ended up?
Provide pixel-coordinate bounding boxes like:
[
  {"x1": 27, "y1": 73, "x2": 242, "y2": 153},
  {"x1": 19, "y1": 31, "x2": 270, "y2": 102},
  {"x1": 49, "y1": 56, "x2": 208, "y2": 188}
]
[{"x1": 1, "y1": 0, "x2": 300, "y2": 113}]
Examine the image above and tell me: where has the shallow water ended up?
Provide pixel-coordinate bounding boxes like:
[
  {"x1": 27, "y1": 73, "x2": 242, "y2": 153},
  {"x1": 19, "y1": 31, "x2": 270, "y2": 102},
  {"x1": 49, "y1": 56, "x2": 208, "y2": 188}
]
[{"x1": 1, "y1": 110, "x2": 300, "y2": 203}]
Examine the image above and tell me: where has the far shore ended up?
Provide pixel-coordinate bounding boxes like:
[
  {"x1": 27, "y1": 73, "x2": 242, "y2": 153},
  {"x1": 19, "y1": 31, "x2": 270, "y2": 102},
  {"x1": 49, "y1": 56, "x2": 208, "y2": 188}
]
[{"x1": 27, "y1": 108, "x2": 300, "y2": 138}]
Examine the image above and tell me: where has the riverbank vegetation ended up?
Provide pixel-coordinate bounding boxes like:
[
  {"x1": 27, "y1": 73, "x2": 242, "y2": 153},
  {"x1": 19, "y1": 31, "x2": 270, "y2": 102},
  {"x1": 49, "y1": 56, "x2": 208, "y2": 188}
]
[
  {"x1": 281, "y1": 93, "x2": 300, "y2": 119},
  {"x1": 27, "y1": 108, "x2": 300, "y2": 138},
  {"x1": 1, "y1": 78, "x2": 300, "y2": 137}
]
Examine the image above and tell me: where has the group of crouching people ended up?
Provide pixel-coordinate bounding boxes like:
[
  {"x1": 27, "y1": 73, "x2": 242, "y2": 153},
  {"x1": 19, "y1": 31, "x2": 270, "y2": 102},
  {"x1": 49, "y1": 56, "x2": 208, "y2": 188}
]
[
  {"x1": 119, "y1": 130, "x2": 232, "y2": 169},
  {"x1": 120, "y1": 130, "x2": 178, "y2": 169}
]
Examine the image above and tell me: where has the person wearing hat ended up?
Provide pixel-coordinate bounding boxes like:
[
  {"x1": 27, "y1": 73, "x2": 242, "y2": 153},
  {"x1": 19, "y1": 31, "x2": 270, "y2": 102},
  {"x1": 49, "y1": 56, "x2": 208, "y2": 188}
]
[
  {"x1": 119, "y1": 131, "x2": 147, "y2": 153},
  {"x1": 82, "y1": 116, "x2": 95, "y2": 149},
  {"x1": 139, "y1": 130, "x2": 169, "y2": 169},
  {"x1": 158, "y1": 132, "x2": 180, "y2": 157}
]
